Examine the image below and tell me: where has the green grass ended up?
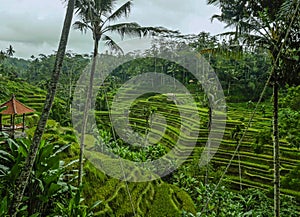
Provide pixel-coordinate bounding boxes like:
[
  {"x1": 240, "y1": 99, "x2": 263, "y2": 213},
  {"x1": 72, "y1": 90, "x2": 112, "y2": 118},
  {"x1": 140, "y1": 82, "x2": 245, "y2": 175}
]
[
  {"x1": 94, "y1": 93, "x2": 300, "y2": 202},
  {"x1": 3, "y1": 78, "x2": 299, "y2": 213}
]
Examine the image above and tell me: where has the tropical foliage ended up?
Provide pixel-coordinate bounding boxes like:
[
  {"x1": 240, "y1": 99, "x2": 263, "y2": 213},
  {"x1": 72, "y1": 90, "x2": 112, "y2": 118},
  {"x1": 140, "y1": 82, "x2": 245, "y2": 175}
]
[
  {"x1": 0, "y1": 132, "x2": 77, "y2": 216},
  {"x1": 0, "y1": 0, "x2": 300, "y2": 216}
]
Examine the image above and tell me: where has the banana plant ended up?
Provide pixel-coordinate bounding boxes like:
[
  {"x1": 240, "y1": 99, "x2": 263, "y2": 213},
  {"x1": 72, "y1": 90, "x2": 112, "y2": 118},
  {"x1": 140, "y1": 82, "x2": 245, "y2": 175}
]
[
  {"x1": 54, "y1": 187, "x2": 102, "y2": 217},
  {"x1": 0, "y1": 133, "x2": 78, "y2": 216}
]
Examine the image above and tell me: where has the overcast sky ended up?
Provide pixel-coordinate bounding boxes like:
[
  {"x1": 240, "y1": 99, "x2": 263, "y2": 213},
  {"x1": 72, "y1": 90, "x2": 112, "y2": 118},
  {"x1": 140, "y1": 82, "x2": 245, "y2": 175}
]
[{"x1": 0, "y1": 0, "x2": 225, "y2": 59}]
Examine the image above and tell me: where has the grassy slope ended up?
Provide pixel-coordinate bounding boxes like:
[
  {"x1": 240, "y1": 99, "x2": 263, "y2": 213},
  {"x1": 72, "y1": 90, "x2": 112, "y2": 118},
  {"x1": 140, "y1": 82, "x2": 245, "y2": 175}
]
[
  {"x1": 3, "y1": 78, "x2": 299, "y2": 215},
  {"x1": 0, "y1": 78, "x2": 196, "y2": 216},
  {"x1": 0, "y1": 78, "x2": 46, "y2": 111},
  {"x1": 95, "y1": 93, "x2": 300, "y2": 202},
  {"x1": 83, "y1": 161, "x2": 196, "y2": 216},
  {"x1": 0, "y1": 77, "x2": 67, "y2": 126}
]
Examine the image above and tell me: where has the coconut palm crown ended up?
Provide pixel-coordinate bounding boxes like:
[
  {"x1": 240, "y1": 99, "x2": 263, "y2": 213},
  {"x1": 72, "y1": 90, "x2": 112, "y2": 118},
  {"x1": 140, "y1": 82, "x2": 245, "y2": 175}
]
[{"x1": 74, "y1": 0, "x2": 178, "y2": 56}]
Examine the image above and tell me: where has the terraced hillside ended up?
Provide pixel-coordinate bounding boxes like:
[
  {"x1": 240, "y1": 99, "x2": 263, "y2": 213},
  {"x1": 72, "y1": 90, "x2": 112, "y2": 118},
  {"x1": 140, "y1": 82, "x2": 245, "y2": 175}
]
[
  {"x1": 0, "y1": 78, "x2": 46, "y2": 111},
  {"x1": 82, "y1": 161, "x2": 196, "y2": 216},
  {"x1": 220, "y1": 103, "x2": 299, "y2": 196},
  {"x1": 0, "y1": 77, "x2": 67, "y2": 126},
  {"x1": 94, "y1": 92, "x2": 300, "y2": 202},
  {"x1": 2, "y1": 77, "x2": 298, "y2": 215},
  {"x1": 0, "y1": 78, "x2": 198, "y2": 216}
]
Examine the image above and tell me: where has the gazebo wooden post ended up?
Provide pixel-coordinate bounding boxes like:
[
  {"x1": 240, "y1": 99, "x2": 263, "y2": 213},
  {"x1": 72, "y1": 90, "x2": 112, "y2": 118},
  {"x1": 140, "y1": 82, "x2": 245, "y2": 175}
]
[
  {"x1": 0, "y1": 114, "x2": 2, "y2": 131},
  {"x1": 11, "y1": 114, "x2": 15, "y2": 139},
  {"x1": 22, "y1": 113, "x2": 25, "y2": 132}
]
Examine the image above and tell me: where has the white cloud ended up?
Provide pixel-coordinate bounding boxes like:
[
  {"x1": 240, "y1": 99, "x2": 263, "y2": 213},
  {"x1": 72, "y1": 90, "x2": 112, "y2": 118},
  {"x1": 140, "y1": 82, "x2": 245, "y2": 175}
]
[{"x1": 0, "y1": 0, "x2": 225, "y2": 59}]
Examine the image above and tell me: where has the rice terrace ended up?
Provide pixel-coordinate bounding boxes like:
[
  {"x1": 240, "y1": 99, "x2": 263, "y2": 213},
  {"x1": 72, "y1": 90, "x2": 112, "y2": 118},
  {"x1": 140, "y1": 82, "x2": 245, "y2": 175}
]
[{"x1": 0, "y1": 0, "x2": 299, "y2": 216}]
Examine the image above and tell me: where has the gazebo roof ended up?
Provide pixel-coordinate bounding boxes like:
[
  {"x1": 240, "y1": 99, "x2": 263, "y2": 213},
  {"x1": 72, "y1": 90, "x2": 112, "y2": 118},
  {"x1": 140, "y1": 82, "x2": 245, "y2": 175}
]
[{"x1": 0, "y1": 95, "x2": 35, "y2": 115}]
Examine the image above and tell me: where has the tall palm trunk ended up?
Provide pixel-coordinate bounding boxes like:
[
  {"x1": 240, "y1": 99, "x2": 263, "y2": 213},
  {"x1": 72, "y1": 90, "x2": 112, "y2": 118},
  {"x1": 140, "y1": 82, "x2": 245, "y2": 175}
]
[
  {"x1": 78, "y1": 38, "x2": 99, "y2": 186},
  {"x1": 9, "y1": 1, "x2": 76, "y2": 215},
  {"x1": 273, "y1": 70, "x2": 280, "y2": 217}
]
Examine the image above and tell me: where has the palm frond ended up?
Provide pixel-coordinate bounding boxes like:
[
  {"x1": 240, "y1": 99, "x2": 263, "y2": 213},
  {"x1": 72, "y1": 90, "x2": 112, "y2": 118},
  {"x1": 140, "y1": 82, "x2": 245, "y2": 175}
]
[
  {"x1": 73, "y1": 21, "x2": 90, "y2": 33},
  {"x1": 137, "y1": 26, "x2": 179, "y2": 37},
  {"x1": 106, "y1": 1, "x2": 132, "y2": 22},
  {"x1": 103, "y1": 22, "x2": 142, "y2": 39},
  {"x1": 211, "y1": 13, "x2": 239, "y2": 30},
  {"x1": 104, "y1": 23, "x2": 179, "y2": 39},
  {"x1": 211, "y1": 14, "x2": 223, "y2": 23},
  {"x1": 207, "y1": 0, "x2": 220, "y2": 7},
  {"x1": 97, "y1": 0, "x2": 115, "y2": 12},
  {"x1": 102, "y1": 34, "x2": 124, "y2": 54},
  {"x1": 239, "y1": 33, "x2": 272, "y2": 49},
  {"x1": 277, "y1": 0, "x2": 297, "y2": 20},
  {"x1": 214, "y1": 31, "x2": 236, "y2": 38},
  {"x1": 75, "y1": 0, "x2": 95, "y2": 19}
]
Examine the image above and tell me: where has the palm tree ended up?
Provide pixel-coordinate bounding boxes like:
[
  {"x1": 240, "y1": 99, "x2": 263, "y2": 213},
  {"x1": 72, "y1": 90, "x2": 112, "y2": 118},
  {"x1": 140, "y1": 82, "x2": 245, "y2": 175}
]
[
  {"x1": 6, "y1": 45, "x2": 15, "y2": 57},
  {"x1": 74, "y1": 0, "x2": 178, "y2": 186},
  {"x1": 207, "y1": 0, "x2": 300, "y2": 216},
  {"x1": 9, "y1": 0, "x2": 76, "y2": 216},
  {"x1": 0, "y1": 50, "x2": 7, "y2": 61}
]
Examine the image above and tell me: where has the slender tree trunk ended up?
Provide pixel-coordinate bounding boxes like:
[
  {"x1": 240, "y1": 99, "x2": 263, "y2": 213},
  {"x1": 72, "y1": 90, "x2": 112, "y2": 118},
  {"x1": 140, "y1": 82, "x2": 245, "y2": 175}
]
[
  {"x1": 205, "y1": 106, "x2": 212, "y2": 185},
  {"x1": 227, "y1": 81, "x2": 231, "y2": 95},
  {"x1": 208, "y1": 106, "x2": 212, "y2": 130},
  {"x1": 69, "y1": 65, "x2": 73, "y2": 114},
  {"x1": 78, "y1": 38, "x2": 99, "y2": 186},
  {"x1": 9, "y1": 1, "x2": 75, "y2": 215},
  {"x1": 238, "y1": 148, "x2": 242, "y2": 191},
  {"x1": 205, "y1": 140, "x2": 210, "y2": 185},
  {"x1": 273, "y1": 71, "x2": 280, "y2": 217}
]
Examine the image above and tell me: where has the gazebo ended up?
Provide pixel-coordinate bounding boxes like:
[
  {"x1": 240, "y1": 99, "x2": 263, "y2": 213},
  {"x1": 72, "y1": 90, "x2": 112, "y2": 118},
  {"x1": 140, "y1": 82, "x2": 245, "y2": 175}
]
[{"x1": 0, "y1": 94, "x2": 35, "y2": 135}]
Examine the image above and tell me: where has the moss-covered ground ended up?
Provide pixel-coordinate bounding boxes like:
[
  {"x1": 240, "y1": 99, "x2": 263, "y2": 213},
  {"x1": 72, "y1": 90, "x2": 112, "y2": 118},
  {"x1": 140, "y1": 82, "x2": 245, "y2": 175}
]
[{"x1": 94, "y1": 92, "x2": 300, "y2": 206}]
